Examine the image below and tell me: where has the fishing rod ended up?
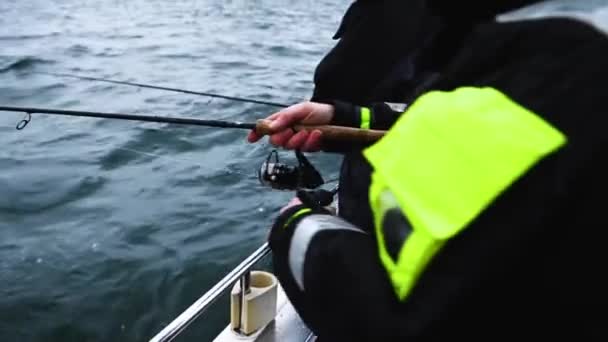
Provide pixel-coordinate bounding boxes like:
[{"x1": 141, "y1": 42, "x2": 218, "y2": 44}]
[
  {"x1": 1, "y1": 105, "x2": 364, "y2": 192},
  {"x1": 35, "y1": 72, "x2": 289, "y2": 108},
  {"x1": 0, "y1": 105, "x2": 385, "y2": 143}
]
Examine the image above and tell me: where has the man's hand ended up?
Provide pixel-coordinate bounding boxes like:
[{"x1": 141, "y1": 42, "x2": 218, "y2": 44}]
[{"x1": 247, "y1": 101, "x2": 335, "y2": 152}]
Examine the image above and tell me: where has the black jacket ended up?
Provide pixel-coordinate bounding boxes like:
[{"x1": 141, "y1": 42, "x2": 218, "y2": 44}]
[
  {"x1": 271, "y1": 1, "x2": 608, "y2": 340},
  {"x1": 311, "y1": 0, "x2": 440, "y2": 232},
  {"x1": 311, "y1": 0, "x2": 438, "y2": 105}
]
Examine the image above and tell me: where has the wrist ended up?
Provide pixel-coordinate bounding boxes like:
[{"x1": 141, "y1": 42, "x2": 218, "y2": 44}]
[{"x1": 329, "y1": 100, "x2": 360, "y2": 128}]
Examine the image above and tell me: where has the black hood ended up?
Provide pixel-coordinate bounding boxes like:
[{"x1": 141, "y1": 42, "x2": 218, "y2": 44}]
[{"x1": 428, "y1": 0, "x2": 545, "y2": 22}]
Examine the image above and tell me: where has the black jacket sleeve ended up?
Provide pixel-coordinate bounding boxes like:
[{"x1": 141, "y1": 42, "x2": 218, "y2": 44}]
[
  {"x1": 269, "y1": 202, "x2": 460, "y2": 341},
  {"x1": 320, "y1": 100, "x2": 406, "y2": 153},
  {"x1": 330, "y1": 100, "x2": 406, "y2": 131},
  {"x1": 269, "y1": 206, "x2": 401, "y2": 341}
]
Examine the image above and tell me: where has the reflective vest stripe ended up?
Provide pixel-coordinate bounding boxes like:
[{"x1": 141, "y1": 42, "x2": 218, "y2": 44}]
[
  {"x1": 288, "y1": 215, "x2": 366, "y2": 291},
  {"x1": 360, "y1": 107, "x2": 371, "y2": 130}
]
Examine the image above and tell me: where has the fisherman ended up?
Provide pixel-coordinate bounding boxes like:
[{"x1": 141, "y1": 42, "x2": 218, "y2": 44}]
[
  {"x1": 257, "y1": 0, "x2": 608, "y2": 340},
  {"x1": 249, "y1": 0, "x2": 441, "y2": 232}
]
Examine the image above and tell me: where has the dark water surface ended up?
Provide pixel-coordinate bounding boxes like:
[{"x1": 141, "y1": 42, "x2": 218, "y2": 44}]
[{"x1": 0, "y1": 1, "x2": 347, "y2": 341}]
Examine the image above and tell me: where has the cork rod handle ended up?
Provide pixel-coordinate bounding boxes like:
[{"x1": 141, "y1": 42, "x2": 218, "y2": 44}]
[{"x1": 255, "y1": 119, "x2": 385, "y2": 144}]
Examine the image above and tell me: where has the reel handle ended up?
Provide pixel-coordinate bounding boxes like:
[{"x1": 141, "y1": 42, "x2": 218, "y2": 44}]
[{"x1": 255, "y1": 119, "x2": 385, "y2": 144}]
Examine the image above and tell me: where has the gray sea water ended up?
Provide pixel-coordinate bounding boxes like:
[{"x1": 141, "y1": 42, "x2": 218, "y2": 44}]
[
  {"x1": 3, "y1": 1, "x2": 608, "y2": 341},
  {"x1": 0, "y1": 1, "x2": 347, "y2": 341}
]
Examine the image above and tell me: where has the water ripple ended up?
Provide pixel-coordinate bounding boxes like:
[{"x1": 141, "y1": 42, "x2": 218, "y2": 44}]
[
  {"x1": 0, "y1": 172, "x2": 107, "y2": 214},
  {"x1": 0, "y1": 56, "x2": 54, "y2": 73}
]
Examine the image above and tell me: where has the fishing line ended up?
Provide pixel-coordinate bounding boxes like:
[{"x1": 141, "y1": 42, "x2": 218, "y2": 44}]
[{"x1": 34, "y1": 72, "x2": 290, "y2": 108}]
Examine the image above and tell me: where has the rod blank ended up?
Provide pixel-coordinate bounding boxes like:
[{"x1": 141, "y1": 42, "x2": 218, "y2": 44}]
[
  {"x1": 0, "y1": 105, "x2": 386, "y2": 143},
  {"x1": 0, "y1": 105, "x2": 256, "y2": 130}
]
